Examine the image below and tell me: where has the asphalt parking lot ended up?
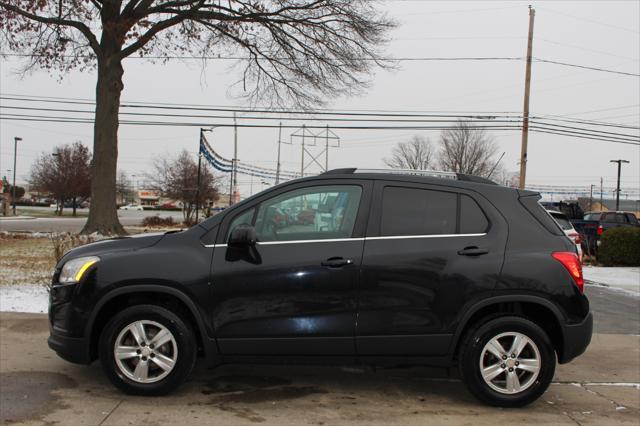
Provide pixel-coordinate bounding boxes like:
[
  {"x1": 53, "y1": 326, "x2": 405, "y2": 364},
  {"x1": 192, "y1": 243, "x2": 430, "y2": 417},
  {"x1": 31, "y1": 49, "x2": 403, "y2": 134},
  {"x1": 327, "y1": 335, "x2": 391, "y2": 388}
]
[{"x1": 1, "y1": 286, "x2": 638, "y2": 425}]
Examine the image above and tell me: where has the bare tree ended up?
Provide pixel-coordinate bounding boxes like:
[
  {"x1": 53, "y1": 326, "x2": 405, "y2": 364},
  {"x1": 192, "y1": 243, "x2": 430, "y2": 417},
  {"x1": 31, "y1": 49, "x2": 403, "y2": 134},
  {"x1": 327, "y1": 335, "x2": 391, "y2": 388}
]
[
  {"x1": 30, "y1": 142, "x2": 92, "y2": 216},
  {"x1": 147, "y1": 150, "x2": 220, "y2": 224},
  {"x1": 384, "y1": 136, "x2": 435, "y2": 170},
  {"x1": 116, "y1": 171, "x2": 135, "y2": 205},
  {"x1": 0, "y1": 1, "x2": 394, "y2": 235},
  {"x1": 438, "y1": 121, "x2": 500, "y2": 177}
]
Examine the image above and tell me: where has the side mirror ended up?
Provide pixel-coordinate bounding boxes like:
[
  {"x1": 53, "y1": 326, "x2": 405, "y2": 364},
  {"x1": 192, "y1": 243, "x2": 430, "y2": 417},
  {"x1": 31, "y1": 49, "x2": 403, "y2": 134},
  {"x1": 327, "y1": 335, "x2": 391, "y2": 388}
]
[{"x1": 228, "y1": 224, "x2": 257, "y2": 248}]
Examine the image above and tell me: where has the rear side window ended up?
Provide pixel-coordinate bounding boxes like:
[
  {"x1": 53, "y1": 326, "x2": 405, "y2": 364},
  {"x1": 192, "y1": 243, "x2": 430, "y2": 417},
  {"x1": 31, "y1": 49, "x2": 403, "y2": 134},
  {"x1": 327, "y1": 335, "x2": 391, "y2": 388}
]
[
  {"x1": 460, "y1": 194, "x2": 489, "y2": 233},
  {"x1": 381, "y1": 187, "x2": 456, "y2": 236},
  {"x1": 626, "y1": 214, "x2": 639, "y2": 225},
  {"x1": 584, "y1": 213, "x2": 600, "y2": 221},
  {"x1": 380, "y1": 187, "x2": 488, "y2": 236},
  {"x1": 615, "y1": 214, "x2": 629, "y2": 224}
]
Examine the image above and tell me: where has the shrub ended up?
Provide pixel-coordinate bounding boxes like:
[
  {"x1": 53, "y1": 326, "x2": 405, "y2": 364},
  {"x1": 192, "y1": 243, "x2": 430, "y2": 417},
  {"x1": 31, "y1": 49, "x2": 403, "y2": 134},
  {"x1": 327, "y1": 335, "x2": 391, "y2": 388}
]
[
  {"x1": 141, "y1": 215, "x2": 176, "y2": 228},
  {"x1": 50, "y1": 233, "x2": 102, "y2": 262},
  {"x1": 598, "y1": 228, "x2": 640, "y2": 266}
]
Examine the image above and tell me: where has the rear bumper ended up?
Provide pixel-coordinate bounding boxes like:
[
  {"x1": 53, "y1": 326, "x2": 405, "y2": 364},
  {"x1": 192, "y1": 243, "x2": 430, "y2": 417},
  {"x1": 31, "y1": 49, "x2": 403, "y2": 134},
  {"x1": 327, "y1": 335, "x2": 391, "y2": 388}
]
[{"x1": 559, "y1": 311, "x2": 593, "y2": 364}]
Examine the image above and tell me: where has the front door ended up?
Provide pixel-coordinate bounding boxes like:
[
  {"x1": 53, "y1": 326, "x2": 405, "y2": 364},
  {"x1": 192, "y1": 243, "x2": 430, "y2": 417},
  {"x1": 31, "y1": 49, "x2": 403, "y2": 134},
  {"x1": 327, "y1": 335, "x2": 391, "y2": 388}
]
[
  {"x1": 356, "y1": 182, "x2": 507, "y2": 356},
  {"x1": 210, "y1": 181, "x2": 371, "y2": 355}
]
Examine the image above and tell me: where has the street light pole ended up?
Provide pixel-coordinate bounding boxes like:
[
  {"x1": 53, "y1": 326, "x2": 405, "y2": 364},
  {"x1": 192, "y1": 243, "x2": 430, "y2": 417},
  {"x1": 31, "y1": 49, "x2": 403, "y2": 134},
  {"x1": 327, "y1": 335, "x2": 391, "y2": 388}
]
[
  {"x1": 610, "y1": 159, "x2": 630, "y2": 211},
  {"x1": 197, "y1": 128, "x2": 214, "y2": 224},
  {"x1": 12, "y1": 137, "x2": 22, "y2": 215}
]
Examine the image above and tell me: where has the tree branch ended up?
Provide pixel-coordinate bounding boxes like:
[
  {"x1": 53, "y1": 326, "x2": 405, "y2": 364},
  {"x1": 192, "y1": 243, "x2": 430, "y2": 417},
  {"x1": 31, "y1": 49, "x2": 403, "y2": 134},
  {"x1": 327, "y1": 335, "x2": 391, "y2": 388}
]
[{"x1": 0, "y1": 1, "x2": 102, "y2": 56}]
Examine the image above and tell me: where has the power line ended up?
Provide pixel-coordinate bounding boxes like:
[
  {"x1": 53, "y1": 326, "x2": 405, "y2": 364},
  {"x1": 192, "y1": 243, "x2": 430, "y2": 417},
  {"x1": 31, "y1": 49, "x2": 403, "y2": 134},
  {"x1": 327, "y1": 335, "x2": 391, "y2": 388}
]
[
  {"x1": 533, "y1": 58, "x2": 640, "y2": 77},
  {"x1": 2, "y1": 114, "x2": 638, "y2": 146},
  {"x1": 3, "y1": 52, "x2": 639, "y2": 77},
  {"x1": 537, "y1": 5, "x2": 640, "y2": 34}
]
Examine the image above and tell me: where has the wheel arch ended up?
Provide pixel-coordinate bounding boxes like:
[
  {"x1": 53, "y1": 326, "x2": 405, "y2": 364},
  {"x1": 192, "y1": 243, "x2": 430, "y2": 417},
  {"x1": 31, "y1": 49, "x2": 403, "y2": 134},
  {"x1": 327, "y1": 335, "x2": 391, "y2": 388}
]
[
  {"x1": 450, "y1": 295, "x2": 566, "y2": 362},
  {"x1": 86, "y1": 285, "x2": 217, "y2": 362}
]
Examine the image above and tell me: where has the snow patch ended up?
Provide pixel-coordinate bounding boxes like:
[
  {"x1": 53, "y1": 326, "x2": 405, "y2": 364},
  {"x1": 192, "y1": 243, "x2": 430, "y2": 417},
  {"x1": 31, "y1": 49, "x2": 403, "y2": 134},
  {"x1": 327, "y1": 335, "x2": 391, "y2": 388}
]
[
  {"x1": 0, "y1": 284, "x2": 49, "y2": 313},
  {"x1": 583, "y1": 266, "x2": 639, "y2": 295}
]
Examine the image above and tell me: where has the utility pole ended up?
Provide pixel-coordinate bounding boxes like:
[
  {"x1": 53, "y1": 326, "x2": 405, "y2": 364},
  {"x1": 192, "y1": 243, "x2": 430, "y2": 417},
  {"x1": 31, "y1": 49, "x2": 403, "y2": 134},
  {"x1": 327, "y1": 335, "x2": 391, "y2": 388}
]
[
  {"x1": 276, "y1": 122, "x2": 283, "y2": 184},
  {"x1": 230, "y1": 113, "x2": 238, "y2": 206},
  {"x1": 600, "y1": 177, "x2": 604, "y2": 210},
  {"x1": 325, "y1": 125, "x2": 330, "y2": 171},
  {"x1": 12, "y1": 136, "x2": 22, "y2": 215},
  {"x1": 518, "y1": 5, "x2": 535, "y2": 189},
  {"x1": 301, "y1": 124, "x2": 306, "y2": 178},
  {"x1": 589, "y1": 184, "x2": 595, "y2": 211},
  {"x1": 610, "y1": 159, "x2": 630, "y2": 211}
]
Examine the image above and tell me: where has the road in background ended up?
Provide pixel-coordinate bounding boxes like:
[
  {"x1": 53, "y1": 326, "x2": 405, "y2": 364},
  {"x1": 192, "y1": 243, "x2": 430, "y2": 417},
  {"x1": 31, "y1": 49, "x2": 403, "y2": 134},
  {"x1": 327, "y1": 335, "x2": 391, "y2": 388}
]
[{"x1": 0, "y1": 208, "x2": 187, "y2": 233}]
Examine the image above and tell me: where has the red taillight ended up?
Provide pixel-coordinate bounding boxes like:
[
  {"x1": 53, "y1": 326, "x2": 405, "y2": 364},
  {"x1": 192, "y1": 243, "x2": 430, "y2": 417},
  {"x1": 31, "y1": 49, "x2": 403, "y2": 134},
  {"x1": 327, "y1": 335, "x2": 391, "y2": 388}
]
[
  {"x1": 552, "y1": 252, "x2": 584, "y2": 293},
  {"x1": 597, "y1": 225, "x2": 604, "y2": 236}
]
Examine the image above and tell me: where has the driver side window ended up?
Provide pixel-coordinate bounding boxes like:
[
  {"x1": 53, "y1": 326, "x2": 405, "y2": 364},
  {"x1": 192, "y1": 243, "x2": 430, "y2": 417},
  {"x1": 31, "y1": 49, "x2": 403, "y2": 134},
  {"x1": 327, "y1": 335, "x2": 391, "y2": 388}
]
[{"x1": 254, "y1": 185, "x2": 362, "y2": 242}]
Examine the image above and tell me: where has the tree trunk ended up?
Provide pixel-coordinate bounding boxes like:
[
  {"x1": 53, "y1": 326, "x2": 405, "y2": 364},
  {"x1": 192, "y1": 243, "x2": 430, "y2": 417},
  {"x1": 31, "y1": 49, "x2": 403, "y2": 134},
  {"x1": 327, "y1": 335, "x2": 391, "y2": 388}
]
[
  {"x1": 81, "y1": 56, "x2": 126, "y2": 235},
  {"x1": 72, "y1": 198, "x2": 77, "y2": 217}
]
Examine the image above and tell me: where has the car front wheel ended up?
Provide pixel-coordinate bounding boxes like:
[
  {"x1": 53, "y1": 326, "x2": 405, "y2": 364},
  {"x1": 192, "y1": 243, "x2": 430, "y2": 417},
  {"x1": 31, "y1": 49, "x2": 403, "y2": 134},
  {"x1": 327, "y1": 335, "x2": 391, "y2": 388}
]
[
  {"x1": 459, "y1": 316, "x2": 556, "y2": 407},
  {"x1": 99, "y1": 304, "x2": 197, "y2": 395}
]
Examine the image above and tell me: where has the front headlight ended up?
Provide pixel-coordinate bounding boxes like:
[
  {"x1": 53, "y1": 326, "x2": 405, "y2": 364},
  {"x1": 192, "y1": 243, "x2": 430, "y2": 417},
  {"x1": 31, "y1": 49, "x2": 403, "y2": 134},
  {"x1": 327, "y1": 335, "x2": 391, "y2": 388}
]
[{"x1": 58, "y1": 256, "x2": 100, "y2": 284}]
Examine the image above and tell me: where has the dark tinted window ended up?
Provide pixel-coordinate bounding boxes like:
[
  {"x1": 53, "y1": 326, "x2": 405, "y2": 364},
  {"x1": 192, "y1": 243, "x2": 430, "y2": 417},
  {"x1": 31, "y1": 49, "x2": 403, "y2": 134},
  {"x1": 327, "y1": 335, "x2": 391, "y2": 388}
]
[
  {"x1": 550, "y1": 212, "x2": 573, "y2": 231},
  {"x1": 381, "y1": 187, "x2": 457, "y2": 236},
  {"x1": 626, "y1": 214, "x2": 639, "y2": 225},
  {"x1": 460, "y1": 194, "x2": 489, "y2": 233},
  {"x1": 603, "y1": 213, "x2": 617, "y2": 222},
  {"x1": 584, "y1": 213, "x2": 600, "y2": 221}
]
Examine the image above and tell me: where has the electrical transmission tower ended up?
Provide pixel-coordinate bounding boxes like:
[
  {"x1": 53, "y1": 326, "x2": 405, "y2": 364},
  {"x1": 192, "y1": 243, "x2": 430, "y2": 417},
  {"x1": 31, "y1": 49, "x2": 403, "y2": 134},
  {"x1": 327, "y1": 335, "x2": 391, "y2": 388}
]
[{"x1": 290, "y1": 124, "x2": 340, "y2": 177}]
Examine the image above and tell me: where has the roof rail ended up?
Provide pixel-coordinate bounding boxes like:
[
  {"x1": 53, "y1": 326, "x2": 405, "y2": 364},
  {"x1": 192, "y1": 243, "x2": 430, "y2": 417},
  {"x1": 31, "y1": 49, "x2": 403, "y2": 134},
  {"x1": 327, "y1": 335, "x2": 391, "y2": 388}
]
[
  {"x1": 354, "y1": 168, "x2": 458, "y2": 180},
  {"x1": 322, "y1": 168, "x2": 357, "y2": 175},
  {"x1": 322, "y1": 168, "x2": 497, "y2": 185}
]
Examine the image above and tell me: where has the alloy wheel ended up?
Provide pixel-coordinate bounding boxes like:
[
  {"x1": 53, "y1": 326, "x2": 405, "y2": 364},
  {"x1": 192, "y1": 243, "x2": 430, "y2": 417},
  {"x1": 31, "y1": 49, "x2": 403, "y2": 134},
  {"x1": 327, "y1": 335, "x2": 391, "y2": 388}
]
[
  {"x1": 113, "y1": 320, "x2": 178, "y2": 384},
  {"x1": 479, "y1": 331, "x2": 541, "y2": 394}
]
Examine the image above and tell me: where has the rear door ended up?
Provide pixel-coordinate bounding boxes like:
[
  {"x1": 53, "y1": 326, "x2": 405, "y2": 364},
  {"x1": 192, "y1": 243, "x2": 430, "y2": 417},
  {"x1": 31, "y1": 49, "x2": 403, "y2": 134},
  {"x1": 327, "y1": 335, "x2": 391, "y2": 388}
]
[{"x1": 356, "y1": 181, "x2": 507, "y2": 356}]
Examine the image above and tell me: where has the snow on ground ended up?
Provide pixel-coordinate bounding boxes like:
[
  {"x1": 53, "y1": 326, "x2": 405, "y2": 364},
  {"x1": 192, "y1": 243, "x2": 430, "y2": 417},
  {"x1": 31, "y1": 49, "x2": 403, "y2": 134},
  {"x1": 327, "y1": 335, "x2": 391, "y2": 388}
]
[
  {"x1": 0, "y1": 284, "x2": 48, "y2": 313},
  {"x1": 583, "y1": 266, "x2": 640, "y2": 296},
  {"x1": 0, "y1": 267, "x2": 637, "y2": 314}
]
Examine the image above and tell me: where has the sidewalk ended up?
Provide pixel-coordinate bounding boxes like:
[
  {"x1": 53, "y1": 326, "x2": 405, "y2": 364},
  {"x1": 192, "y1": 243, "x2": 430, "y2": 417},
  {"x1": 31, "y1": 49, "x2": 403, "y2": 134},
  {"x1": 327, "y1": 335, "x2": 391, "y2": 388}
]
[{"x1": 0, "y1": 215, "x2": 36, "y2": 220}]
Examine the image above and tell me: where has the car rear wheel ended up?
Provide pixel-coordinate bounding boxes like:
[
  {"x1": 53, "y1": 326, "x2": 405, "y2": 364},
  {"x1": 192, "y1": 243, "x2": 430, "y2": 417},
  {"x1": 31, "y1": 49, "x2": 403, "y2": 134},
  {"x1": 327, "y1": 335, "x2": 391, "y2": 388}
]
[
  {"x1": 99, "y1": 304, "x2": 196, "y2": 395},
  {"x1": 459, "y1": 316, "x2": 555, "y2": 407}
]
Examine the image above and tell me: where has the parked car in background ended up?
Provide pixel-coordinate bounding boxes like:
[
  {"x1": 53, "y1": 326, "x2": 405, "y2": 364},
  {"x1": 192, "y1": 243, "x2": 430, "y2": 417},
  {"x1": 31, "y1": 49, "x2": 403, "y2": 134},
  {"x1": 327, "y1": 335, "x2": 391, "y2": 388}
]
[
  {"x1": 571, "y1": 211, "x2": 640, "y2": 254},
  {"x1": 548, "y1": 210, "x2": 583, "y2": 262},
  {"x1": 119, "y1": 204, "x2": 144, "y2": 211},
  {"x1": 48, "y1": 168, "x2": 591, "y2": 407},
  {"x1": 541, "y1": 201, "x2": 584, "y2": 220}
]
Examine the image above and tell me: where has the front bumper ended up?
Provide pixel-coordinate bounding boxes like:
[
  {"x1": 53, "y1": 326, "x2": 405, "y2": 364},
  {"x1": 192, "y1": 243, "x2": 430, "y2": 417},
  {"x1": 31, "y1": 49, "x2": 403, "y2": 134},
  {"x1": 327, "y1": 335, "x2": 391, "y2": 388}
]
[
  {"x1": 48, "y1": 328, "x2": 92, "y2": 364},
  {"x1": 559, "y1": 311, "x2": 593, "y2": 364},
  {"x1": 48, "y1": 281, "x2": 93, "y2": 364}
]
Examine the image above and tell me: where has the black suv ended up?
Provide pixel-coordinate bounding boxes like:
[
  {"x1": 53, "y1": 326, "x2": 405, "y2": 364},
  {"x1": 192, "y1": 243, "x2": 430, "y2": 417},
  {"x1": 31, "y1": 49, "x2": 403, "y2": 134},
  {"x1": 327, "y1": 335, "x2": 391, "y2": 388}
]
[{"x1": 48, "y1": 169, "x2": 592, "y2": 407}]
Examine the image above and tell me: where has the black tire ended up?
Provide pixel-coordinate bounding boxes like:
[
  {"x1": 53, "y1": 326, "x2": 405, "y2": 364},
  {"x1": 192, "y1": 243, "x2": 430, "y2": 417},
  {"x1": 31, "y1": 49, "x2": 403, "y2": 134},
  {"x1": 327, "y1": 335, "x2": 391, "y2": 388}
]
[
  {"x1": 99, "y1": 304, "x2": 197, "y2": 396},
  {"x1": 459, "y1": 316, "x2": 556, "y2": 407}
]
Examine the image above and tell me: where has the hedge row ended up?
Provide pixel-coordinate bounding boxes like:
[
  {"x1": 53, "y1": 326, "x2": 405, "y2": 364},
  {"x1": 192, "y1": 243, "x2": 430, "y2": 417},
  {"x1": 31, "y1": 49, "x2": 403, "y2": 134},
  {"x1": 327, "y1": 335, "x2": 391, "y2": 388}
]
[{"x1": 598, "y1": 227, "x2": 640, "y2": 267}]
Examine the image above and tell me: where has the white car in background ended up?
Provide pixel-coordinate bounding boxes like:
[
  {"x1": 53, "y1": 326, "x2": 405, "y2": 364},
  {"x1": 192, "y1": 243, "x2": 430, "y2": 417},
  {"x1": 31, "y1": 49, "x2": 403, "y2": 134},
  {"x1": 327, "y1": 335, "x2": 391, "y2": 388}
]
[
  {"x1": 118, "y1": 204, "x2": 144, "y2": 211},
  {"x1": 548, "y1": 210, "x2": 583, "y2": 262}
]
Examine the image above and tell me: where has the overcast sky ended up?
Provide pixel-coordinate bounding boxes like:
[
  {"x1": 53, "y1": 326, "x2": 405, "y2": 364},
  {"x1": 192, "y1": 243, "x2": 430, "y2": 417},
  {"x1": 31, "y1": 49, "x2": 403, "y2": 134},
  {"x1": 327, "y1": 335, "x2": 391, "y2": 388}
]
[{"x1": 1, "y1": 0, "x2": 639, "y2": 200}]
